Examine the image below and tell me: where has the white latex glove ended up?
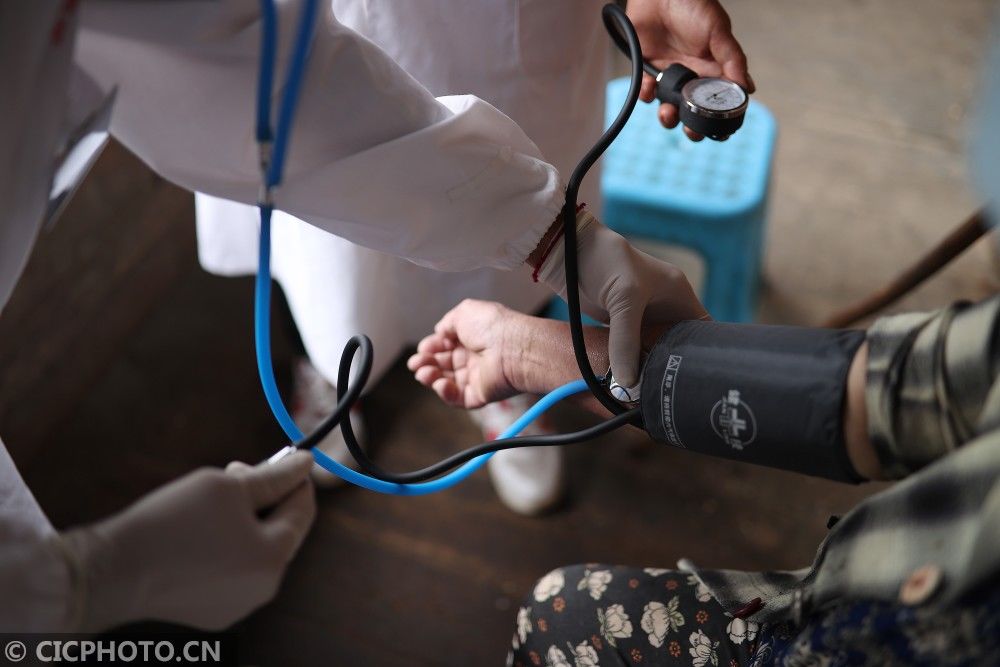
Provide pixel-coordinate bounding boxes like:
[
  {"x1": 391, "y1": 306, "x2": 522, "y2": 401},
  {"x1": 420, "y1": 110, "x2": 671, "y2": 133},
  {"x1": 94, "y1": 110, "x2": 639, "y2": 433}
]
[
  {"x1": 536, "y1": 209, "x2": 707, "y2": 388},
  {"x1": 57, "y1": 451, "x2": 316, "y2": 632}
]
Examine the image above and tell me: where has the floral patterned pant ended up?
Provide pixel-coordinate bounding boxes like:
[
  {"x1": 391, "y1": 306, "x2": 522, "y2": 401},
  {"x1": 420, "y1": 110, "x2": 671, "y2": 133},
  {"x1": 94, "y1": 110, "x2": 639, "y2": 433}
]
[
  {"x1": 509, "y1": 564, "x2": 758, "y2": 667},
  {"x1": 510, "y1": 565, "x2": 1000, "y2": 666}
]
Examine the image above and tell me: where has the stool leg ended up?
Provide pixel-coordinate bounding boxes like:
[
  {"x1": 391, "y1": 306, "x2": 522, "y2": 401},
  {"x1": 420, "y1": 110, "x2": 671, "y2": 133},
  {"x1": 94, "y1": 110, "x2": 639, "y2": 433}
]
[{"x1": 699, "y1": 236, "x2": 759, "y2": 323}]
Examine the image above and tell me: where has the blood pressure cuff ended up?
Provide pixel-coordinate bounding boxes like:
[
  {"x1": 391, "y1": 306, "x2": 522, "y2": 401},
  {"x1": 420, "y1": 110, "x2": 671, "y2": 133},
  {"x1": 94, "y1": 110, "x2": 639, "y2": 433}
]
[{"x1": 640, "y1": 320, "x2": 866, "y2": 483}]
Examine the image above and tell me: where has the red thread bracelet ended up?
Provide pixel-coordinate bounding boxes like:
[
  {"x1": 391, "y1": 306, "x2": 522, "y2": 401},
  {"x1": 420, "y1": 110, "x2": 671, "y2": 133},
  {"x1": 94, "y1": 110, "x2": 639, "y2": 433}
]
[{"x1": 531, "y1": 203, "x2": 586, "y2": 283}]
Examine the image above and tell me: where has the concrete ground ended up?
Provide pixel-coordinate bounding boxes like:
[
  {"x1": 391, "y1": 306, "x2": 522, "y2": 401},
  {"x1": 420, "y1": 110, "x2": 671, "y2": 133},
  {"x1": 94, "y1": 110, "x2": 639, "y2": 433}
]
[
  {"x1": 741, "y1": 0, "x2": 998, "y2": 325},
  {"x1": 1, "y1": 1, "x2": 997, "y2": 664}
]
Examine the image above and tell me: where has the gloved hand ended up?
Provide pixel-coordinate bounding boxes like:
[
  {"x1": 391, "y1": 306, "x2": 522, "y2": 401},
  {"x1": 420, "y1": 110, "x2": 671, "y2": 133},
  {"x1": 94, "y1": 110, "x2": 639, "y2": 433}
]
[
  {"x1": 535, "y1": 209, "x2": 707, "y2": 389},
  {"x1": 57, "y1": 451, "x2": 316, "y2": 631}
]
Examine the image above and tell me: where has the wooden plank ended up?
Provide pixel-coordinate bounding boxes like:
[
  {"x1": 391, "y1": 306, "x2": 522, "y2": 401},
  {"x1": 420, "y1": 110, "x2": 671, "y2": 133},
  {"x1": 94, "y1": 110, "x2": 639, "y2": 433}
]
[{"x1": 0, "y1": 142, "x2": 195, "y2": 465}]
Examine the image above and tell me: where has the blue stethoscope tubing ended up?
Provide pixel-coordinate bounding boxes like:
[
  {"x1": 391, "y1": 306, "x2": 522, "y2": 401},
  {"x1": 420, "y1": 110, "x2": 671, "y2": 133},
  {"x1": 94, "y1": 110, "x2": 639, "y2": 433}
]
[{"x1": 252, "y1": 0, "x2": 589, "y2": 495}]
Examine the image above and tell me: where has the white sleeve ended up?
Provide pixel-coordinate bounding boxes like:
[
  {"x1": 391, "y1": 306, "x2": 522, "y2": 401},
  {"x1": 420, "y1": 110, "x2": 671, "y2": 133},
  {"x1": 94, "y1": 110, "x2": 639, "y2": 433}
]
[
  {"x1": 0, "y1": 442, "x2": 75, "y2": 632},
  {"x1": 75, "y1": 1, "x2": 563, "y2": 272}
]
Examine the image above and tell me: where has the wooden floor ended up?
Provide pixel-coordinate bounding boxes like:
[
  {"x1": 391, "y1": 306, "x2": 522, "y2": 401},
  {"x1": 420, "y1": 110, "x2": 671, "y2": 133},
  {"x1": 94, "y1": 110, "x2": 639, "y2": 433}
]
[{"x1": 2, "y1": 1, "x2": 999, "y2": 664}]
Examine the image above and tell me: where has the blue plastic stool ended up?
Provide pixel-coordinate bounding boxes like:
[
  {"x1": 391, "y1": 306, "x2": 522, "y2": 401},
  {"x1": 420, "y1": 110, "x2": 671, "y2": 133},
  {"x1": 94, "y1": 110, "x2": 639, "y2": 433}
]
[{"x1": 546, "y1": 77, "x2": 777, "y2": 323}]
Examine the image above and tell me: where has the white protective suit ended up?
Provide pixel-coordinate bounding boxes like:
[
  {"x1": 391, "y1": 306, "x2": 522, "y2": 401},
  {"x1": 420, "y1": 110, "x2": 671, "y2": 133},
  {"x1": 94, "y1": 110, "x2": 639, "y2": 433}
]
[
  {"x1": 0, "y1": 0, "x2": 600, "y2": 630},
  {"x1": 196, "y1": 0, "x2": 607, "y2": 383}
]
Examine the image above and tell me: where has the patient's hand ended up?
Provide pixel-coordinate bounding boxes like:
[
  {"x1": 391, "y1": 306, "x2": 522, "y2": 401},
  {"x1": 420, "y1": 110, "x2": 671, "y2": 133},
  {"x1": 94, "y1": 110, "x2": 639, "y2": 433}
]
[
  {"x1": 408, "y1": 299, "x2": 624, "y2": 409},
  {"x1": 407, "y1": 300, "x2": 524, "y2": 408}
]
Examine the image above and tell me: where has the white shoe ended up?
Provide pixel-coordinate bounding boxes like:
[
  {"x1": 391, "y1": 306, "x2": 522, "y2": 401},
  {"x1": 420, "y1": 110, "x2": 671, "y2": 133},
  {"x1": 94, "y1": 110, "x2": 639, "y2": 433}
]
[
  {"x1": 471, "y1": 395, "x2": 565, "y2": 516},
  {"x1": 290, "y1": 357, "x2": 367, "y2": 488}
]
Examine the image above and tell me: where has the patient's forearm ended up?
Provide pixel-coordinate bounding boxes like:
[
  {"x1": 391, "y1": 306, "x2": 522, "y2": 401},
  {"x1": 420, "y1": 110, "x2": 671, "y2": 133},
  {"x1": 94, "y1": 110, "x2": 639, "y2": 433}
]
[
  {"x1": 503, "y1": 318, "x2": 610, "y2": 398},
  {"x1": 844, "y1": 343, "x2": 880, "y2": 480}
]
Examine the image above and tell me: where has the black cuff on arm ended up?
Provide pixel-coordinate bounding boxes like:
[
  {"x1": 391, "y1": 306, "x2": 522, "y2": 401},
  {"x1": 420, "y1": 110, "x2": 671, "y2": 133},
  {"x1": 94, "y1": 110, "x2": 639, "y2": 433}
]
[{"x1": 640, "y1": 320, "x2": 866, "y2": 483}]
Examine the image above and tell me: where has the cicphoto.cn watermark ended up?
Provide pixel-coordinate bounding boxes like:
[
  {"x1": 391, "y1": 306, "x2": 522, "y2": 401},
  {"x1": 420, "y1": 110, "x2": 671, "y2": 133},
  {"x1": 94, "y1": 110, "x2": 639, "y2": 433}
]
[{"x1": 0, "y1": 635, "x2": 236, "y2": 666}]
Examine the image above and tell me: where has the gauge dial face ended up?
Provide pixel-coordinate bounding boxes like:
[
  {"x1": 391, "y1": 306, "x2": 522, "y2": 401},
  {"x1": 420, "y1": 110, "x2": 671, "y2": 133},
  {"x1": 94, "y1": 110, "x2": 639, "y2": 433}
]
[{"x1": 681, "y1": 78, "x2": 747, "y2": 115}]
